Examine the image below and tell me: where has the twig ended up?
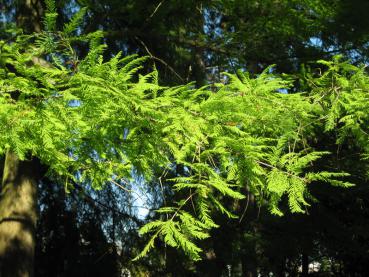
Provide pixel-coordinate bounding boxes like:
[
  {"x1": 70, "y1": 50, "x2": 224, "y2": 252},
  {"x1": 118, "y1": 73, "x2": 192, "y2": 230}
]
[
  {"x1": 135, "y1": 36, "x2": 184, "y2": 82},
  {"x1": 158, "y1": 170, "x2": 169, "y2": 221},
  {"x1": 94, "y1": 246, "x2": 114, "y2": 264},
  {"x1": 239, "y1": 190, "x2": 250, "y2": 223},
  {"x1": 146, "y1": 0, "x2": 165, "y2": 22},
  {"x1": 71, "y1": 181, "x2": 142, "y2": 223},
  {"x1": 110, "y1": 179, "x2": 150, "y2": 209},
  {"x1": 170, "y1": 192, "x2": 197, "y2": 221},
  {"x1": 256, "y1": 160, "x2": 308, "y2": 182}
]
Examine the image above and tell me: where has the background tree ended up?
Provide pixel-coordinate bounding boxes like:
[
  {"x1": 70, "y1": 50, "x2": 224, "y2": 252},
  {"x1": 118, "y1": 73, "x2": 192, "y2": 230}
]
[{"x1": 1, "y1": 1, "x2": 369, "y2": 276}]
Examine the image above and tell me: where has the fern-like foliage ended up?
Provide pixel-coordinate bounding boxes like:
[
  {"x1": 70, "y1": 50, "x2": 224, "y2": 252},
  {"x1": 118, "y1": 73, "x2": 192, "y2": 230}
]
[
  {"x1": 134, "y1": 65, "x2": 356, "y2": 259},
  {"x1": 0, "y1": 1, "x2": 366, "y2": 262}
]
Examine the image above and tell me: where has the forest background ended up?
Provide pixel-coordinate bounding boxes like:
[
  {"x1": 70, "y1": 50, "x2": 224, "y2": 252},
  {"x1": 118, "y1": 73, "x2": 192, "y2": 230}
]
[{"x1": 1, "y1": 0, "x2": 369, "y2": 276}]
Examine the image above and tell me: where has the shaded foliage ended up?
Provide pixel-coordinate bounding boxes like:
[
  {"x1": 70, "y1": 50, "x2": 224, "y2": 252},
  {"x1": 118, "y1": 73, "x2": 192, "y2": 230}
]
[{"x1": 1, "y1": 1, "x2": 369, "y2": 276}]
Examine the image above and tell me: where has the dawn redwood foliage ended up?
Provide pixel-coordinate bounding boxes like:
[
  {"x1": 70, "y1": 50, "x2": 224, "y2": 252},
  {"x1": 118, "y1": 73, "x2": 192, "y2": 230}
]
[{"x1": 1, "y1": 1, "x2": 369, "y2": 275}]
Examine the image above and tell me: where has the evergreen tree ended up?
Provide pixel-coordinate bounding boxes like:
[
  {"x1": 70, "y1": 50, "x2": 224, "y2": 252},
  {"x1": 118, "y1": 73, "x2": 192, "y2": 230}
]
[{"x1": 1, "y1": 1, "x2": 369, "y2": 276}]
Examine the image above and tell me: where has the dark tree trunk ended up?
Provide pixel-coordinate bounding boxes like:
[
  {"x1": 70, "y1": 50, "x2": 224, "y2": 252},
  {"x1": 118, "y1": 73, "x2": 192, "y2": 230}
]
[
  {"x1": 193, "y1": 50, "x2": 207, "y2": 87},
  {"x1": 302, "y1": 253, "x2": 309, "y2": 277},
  {"x1": 16, "y1": 0, "x2": 43, "y2": 33},
  {"x1": 0, "y1": 2, "x2": 45, "y2": 274},
  {"x1": 240, "y1": 188, "x2": 259, "y2": 277},
  {"x1": 0, "y1": 151, "x2": 42, "y2": 277},
  {"x1": 241, "y1": 258, "x2": 257, "y2": 277}
]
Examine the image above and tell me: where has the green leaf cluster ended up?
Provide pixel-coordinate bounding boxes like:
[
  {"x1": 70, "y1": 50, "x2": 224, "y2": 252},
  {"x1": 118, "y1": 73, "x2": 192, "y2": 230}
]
[{"x1": 1, "y1": 5, "x2": 367, "y2": 261}]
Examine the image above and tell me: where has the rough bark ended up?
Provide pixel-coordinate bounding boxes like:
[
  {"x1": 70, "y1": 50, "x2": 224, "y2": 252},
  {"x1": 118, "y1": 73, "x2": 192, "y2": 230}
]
[
  {"x1": 0, "y1": 151, "x2": 41, "y2": 277},
  {"x1": 16, "y1": 0, "x2": 43, "y2": 33}
]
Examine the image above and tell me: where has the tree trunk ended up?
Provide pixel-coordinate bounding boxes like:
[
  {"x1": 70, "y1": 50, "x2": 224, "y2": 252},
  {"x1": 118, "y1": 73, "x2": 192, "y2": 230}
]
[
  {"x1": 302, "y1": 253, "x2": 309, "y2": 277},
  {"x1": 16, "y1": 0, "x2": 43, "y2": 33},
  {"x1": 0, "y1": 151, "x2": 41, "y2": 277}
]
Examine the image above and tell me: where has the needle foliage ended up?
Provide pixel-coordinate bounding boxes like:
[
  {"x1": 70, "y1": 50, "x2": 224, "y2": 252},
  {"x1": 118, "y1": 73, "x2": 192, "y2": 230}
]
[{"x1": 1, "y1": 1, "x2": 368, "y2": 261}]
